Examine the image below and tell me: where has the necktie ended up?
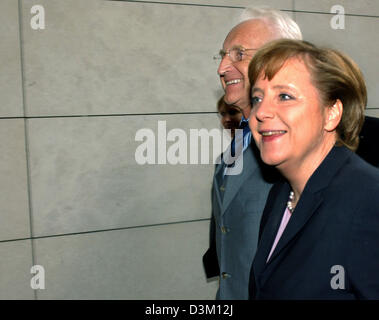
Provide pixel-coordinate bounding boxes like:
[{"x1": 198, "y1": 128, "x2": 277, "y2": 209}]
[{"x1": 229, "y1": 119, "x2": 249, "y2": 165}]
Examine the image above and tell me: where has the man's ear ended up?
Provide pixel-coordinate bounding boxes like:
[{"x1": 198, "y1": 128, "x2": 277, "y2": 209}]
[{"x1": 324, "y1": 99, "x2": 343, "y2": 132}]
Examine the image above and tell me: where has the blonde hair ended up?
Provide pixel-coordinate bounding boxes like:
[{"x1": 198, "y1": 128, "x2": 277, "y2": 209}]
[{"x1": 248, "y1": 39, "x2": 367, "y2": 151}]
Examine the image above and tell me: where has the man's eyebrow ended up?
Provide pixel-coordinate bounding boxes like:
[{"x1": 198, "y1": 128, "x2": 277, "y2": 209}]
[
  {"x1": 231, "y1": 45, "x2": 245, "y2": 49},
  {"x1": 221, "y1": 45, "x2": 245, "y2": 51}
]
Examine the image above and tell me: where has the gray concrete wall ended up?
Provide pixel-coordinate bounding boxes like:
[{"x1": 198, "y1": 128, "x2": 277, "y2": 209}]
[{"x1": 1, "y1": 0, "x2": 378, "y2": 299}]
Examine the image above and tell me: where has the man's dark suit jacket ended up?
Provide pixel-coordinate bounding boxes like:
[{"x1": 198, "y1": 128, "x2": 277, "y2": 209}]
[
  {"x1": 249, "y1": 146, "x2": 379, "y2": 299},
  {"x1": 356, "y1": 116, "x2": 379, "y2": 167}
]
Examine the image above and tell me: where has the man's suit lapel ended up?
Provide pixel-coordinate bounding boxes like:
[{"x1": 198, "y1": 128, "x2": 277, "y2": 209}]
[
  {"x1": 213, "y1": 162, "x2": 225, "y2": 207},
  {"x1": 221, "y1": 145, "x2": 259, "y2": 216}
]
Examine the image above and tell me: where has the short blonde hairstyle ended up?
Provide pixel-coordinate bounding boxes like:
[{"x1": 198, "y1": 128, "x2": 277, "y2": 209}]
[{"x1": 248, "y1": 39, "x2": 367, "y2": 151}]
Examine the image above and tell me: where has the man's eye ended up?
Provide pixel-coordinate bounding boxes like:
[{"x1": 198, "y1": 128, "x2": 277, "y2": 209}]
[
  {"x1": 228, "y1": 109, "x2": 239, "y2": 116},
  {"x1": 251, "y1": 96, "x2": 262, "y2": 106},
  {"x1": 279, "y1": 93, "x2": 294, "y2": 101},
  {"x1": 236, "y1": 49, "x2": 244, "y2": 60}
]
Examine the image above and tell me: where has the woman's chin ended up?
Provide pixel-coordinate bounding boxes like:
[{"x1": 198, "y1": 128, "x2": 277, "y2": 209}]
[{"x1": 260, "y1": 153, "x2": 284, "y2": 167}]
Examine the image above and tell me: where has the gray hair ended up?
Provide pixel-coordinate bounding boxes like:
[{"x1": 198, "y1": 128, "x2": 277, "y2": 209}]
[{"x1": 239, "y1": 6, "x2": 302, "y2": 40}]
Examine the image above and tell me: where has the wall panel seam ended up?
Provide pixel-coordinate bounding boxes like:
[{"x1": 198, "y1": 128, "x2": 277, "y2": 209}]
[
  {"x1": 109, "y1": 0, "x2": 379, "y2": 18},
  {"x1": 1, "y1": 109, "x2": 378, "y2": 121},
  {"x1": 18, "y1": 0, "x2": 37, "y2": 300},
  {"x1": 0, "y1": 218, "x2": 211, "y2": 244},
  {"x1": 0, "y1": 112, "x2": 219, "y2": 120}
]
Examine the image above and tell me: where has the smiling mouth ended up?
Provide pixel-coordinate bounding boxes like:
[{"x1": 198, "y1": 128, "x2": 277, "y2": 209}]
[
  {"x1": 225, "y1": 79, "x2": 241, "y2": 86},
  {"x1": 260, "y1": 130, "x2": 287, "y2": 136}
]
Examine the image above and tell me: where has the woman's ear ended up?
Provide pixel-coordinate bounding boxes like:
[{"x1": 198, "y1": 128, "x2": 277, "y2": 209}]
[{"x1": 324, "y1": 99, "x2": 343, "y2": 132}]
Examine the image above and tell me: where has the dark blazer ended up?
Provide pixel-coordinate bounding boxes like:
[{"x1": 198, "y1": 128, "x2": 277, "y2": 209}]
[
  {"x1": 249, "y1": 146, "x2": 379, "y2": 300},
  {"x1": 356, "y1": 116, "x2": 379, "y2": 167}
]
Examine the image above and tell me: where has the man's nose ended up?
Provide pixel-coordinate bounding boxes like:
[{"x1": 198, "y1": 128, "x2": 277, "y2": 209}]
[
  {"x1": 223, "y1": 114, "x2": 232, "y2": 122},
  {"x1": 217, "y1": 55, "x2": 233, "y2": 76}
]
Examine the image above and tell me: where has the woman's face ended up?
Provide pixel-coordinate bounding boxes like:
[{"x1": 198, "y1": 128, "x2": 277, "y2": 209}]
[{"x1": 249, "y1": 58, "x2": 331, "y2": 172}]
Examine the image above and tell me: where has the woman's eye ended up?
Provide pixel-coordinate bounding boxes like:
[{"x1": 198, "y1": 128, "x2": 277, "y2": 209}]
[
  {"x1": 279, "y1": 93, "x2": 294, "y2": 101},
  {"x1": 251, "y1": 96, "x2": 262, "y2": 106}
]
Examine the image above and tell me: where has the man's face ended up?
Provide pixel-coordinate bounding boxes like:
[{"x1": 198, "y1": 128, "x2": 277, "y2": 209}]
[
  {"x1": 218, "y1": 104, "x2": 242, "y2": 136},
  {"x1": 218, "y1": 19, "x2": 277, "y2": 113}
]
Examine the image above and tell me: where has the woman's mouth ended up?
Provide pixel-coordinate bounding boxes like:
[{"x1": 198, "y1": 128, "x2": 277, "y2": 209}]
[{"x1": 259, "y1": 130, "x2": 287, "y2": 142}]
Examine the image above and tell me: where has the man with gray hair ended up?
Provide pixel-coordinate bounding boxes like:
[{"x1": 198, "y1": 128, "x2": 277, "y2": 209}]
[{"x1": 203, "y1": 7, "x2": 302, "y2": 299}]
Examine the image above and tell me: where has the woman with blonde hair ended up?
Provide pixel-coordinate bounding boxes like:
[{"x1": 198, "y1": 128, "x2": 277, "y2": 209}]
[{"x1": 248, "y1": 39, "x2": 379, "y2": 299}]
